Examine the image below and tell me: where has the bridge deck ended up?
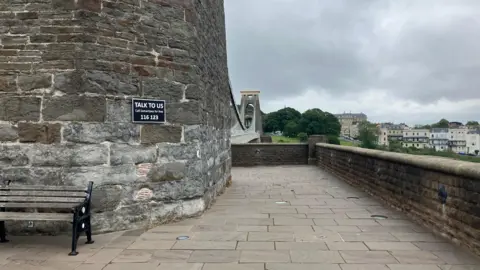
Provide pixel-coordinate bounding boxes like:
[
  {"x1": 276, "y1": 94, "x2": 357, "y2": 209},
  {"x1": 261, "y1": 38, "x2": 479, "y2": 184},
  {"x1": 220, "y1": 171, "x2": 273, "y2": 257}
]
[{"x1": 1, "y1": 166, "x2": 479, "y2": 269}]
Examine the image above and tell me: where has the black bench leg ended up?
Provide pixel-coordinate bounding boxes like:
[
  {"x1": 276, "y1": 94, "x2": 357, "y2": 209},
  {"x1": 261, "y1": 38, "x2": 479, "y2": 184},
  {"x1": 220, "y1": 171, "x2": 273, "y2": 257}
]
[
  {"x1": 85, "y1": 217, "x2": 94, "y2": 245},
  {"x1": 69, "y1": 213, "x2": 79, "y2": 256},
  {"x1": 0, "y1": 221, "x2": 8, "y2": 243}
]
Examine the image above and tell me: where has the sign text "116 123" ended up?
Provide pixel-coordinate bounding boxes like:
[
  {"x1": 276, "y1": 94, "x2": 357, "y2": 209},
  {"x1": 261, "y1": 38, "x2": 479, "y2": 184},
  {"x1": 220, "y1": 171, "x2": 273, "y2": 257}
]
[{"x1": 131, "y1": 98, "x2": 166, "y2": 124}]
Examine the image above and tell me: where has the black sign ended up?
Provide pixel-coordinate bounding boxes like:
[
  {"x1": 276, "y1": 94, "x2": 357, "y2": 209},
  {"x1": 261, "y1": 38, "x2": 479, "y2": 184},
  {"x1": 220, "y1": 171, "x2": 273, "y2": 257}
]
[{"x1": 131, "y1": 98, "x2": 166, "y2": 123}]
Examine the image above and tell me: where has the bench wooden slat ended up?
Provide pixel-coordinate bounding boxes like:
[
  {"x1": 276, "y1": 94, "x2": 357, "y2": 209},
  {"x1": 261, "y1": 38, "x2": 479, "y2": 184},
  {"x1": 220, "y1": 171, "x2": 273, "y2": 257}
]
[
  {"x1": 0, "y1": 191, "x2": 86, "y2": 197},
  {"x1": 0, "y1": 185, "x2": 86, "y2": 192},
  {"x1": 0, "y1": 196, "x2": 85, "y2": 203},
  {"x1": 0, "y1": 202, "x2": 79, "y2": 209},
  {"x1": 0, "y1": 212, "x2": 72, "y2": 221}
]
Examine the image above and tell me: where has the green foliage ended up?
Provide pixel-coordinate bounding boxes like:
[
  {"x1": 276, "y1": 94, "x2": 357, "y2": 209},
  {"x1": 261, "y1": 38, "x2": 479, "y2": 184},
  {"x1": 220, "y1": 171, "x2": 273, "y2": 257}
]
[
  {"x1": 263, "y1": 107, "x2": 301, "y2": 133},
  {"x1": 358, "y1": 121, "x2": 379, "y2": 149},
  {"x1": 431, "y1": 118, "x2": 450, "y2": 128},
  {"x1": 466, "y1": 121, "x2": 479, "y2": 127},
  {"x1": 297, "y1": 132, "x2": 308, "y2": 142},
  {"x1": 475, "y1": 150, "x2": 479, "y2": 156},
  {"x1": 263, "y1": 107, "x2": 341, "y2": 139},
  {"x1": 327, "y1": 135, "x2": 340, "y2": 145},
  {"x1": 283, "y1": 121, "x2": 299, "y2": 137}
]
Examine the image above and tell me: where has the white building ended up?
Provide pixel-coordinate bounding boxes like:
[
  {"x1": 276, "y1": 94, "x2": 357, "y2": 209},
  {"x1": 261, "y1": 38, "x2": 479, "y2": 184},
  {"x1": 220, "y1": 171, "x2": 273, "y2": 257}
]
[
  {"x1": 430, "y1": 128, "x2": 449, "y2": 151},
  {"x1": 377, "y1": 127, "x2": 389, "y2": 146},
  {"x1": 466, "y1": 130, "x2": 480, "y2": 155},
  {"x1": 448, "y1": 128, "x2": 468, "y2": 153},
  {"x1": 403, "y1": 129, "x2": 430, "y2": 149}
]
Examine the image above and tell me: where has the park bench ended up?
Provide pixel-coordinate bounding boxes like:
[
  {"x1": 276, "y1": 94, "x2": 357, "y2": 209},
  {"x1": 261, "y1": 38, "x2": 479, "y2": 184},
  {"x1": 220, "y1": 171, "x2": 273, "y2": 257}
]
[{"x1": 0, "y1": 181, "x2": 94, "y2": 256}]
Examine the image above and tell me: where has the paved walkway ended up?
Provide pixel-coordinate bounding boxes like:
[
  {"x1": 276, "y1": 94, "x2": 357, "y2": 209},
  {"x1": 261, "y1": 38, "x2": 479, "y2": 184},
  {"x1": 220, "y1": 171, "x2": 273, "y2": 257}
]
[{"x1": 1, "y1": 166, "x2": 479, "y2": 269}]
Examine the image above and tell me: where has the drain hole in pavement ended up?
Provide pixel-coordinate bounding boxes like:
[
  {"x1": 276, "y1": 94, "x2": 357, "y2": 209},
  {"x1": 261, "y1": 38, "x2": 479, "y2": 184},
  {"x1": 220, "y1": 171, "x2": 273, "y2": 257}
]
[
  {"x1": 275, "y1": 201, "x2": 288, "y2": 204},
  {"x1": 347, "y1": 196, "x2": 359, "y2": 199},
  {"x1": 176, "y1": 236, "x2": 190, "y2": 240},
  {"x1": 371, "y1": 215, "x2": 388, "y2": 220}
]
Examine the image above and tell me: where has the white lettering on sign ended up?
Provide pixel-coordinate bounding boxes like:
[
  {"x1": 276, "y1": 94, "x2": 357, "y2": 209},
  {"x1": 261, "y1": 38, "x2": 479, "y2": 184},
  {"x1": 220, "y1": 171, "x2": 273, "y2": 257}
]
[{"x1": 134, "y1": 102, "x2": 164, "y2": 109}]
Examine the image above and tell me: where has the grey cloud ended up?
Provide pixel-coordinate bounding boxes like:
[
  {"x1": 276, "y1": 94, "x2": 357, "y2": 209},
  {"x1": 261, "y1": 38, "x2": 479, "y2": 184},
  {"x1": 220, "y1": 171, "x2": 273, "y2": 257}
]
[{"x1": 225, "y1": 0, "x2": 480, "y2": 105}]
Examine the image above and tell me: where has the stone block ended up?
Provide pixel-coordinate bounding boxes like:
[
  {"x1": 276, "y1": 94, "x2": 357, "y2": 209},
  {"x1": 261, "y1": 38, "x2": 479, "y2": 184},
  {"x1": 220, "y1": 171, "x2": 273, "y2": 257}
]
[
  {"x1": 141, "y1": 125, "x2": 182, "y2": 144},
  {"x1": 65, "y1": 164, "x2": 137, "y2": 186},
  {"x1": 42, "y1": 95, "x2": 106, "y2": 121},
  {"x1": 0, "y1": 75, "x2": 17, "y2": 92},
  {"x1": 63, "y1": 122, "x2": 140, "y2": 143},
  {"x1": 110, "y1": 144, "x2": 157, "y2": 165},
  {"x1": 54, "y1": 70, "x2": 141, "y2": 96},
  {"x1": 90, "y1": 184, "x2": 127, "y2": 213},
  {"x1": 0, "y1": 124, "x2": 18, "y2": 141},
  {"x1": 0, "y1": 145, "x2": 30, "y2": 166},
  {"x1": 140, "y1": 178, "x2": 204, "y2": 202},
  {"x1": 31, "y1": 144, "x2": 108, "y2": 167},
  {"x1": 147, "y1": 162, "x2": 186, "y2": 182},
  {"x1": 17, "y1": 74, "x2": 52, "y2": 91},
  {"x1": 18, "y1": 122, "x2": 61, "y2": 144},
  {"x1": 106, "y1": 99, "x2": 131, "y2": 122},
  {"x1": 0, "y1": 96, "x2": 41, "y2": 121},
  {"x1": 141, "y1": 78, "x2": 183, "y2": 101},
  {"x1": 184, "y1": 84, "x2": 202, "y2": 100},
  {"x1": 0, "y1": 167, "x2": 65, "y2": 185},
  {"x1": 167, "y1": 101, "x2": 203, "y2": 125},
  {"x1": 52, "y1": 0, "x2": 75, "y2": 10}
]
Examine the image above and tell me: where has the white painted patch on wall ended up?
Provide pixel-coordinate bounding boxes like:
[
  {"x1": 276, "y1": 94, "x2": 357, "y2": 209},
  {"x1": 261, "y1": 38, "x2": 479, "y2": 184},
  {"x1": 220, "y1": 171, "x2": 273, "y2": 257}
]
[{"x1": 134, "y1": 188, "x2": 154, "y2": 201}]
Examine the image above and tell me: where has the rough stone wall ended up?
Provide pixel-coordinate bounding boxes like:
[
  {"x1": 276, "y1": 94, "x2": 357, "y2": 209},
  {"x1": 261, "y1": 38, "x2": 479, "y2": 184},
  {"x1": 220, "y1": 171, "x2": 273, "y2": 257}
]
[
  {"x1": 232, "y1": 143, "x2": 308, "y2": 167},
  {"x1": 315, "y1": 143, "x2": 480, "y2": 256},
  {"x1": 0, "y1": 0, "x2": 231, "y2": 234}
]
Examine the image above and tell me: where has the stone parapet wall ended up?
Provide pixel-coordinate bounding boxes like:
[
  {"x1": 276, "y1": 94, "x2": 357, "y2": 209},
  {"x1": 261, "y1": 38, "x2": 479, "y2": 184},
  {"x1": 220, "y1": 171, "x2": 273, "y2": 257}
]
[
  {"x1": 0, "y1": 0, "x2": 231, "y2": 234},
  {"x1": 232, "y1": 143, "x2": 308, "y2": 167},
  {"x1": 315, "y1": 143, "x2": 480, "y2": 256}
]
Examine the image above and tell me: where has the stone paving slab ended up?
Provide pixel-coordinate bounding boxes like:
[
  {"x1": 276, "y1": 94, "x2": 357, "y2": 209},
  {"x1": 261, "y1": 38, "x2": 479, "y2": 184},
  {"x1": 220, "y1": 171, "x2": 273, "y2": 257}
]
[{"x1": 0, "y1": 166, "x2": 479, "y2": 269}]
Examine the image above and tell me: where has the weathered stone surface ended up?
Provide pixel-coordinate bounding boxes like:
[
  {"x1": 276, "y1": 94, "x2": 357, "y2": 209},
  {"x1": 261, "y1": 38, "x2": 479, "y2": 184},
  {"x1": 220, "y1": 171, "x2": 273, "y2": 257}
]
[
  {"x1": 0, "y1": 124, "x2": 18, "y2": 141},
  {"x1": 91, "y1": 184, "x2": 126, "y2": 213},
  {"x1": 106, "y1": 99, "x2": 131, "y2": 122},
  {"x1": 63, "y1": 122, "x2": 140, "y2": 143},
  {"x1": 31, "y1": 144, "x2": 108, "y2": 167},
  {"x1": 141, "y1": 125, "x2": 182, "y2": 144},
  {"x1": 42, "y1": 96, "x2": 106, "y2": 121},
  {"x1": 18, "y1": 122, "x2": 61, "y2": 144},
  {"x1": 54, "y1": 70, "x2": 141, "y2": 96},
  {"x1": 0, "y1": 0, "x2": 232, "y2": 235},
  {"x1": 0, "y1": 75, "x2": 17, "y2": 92},
  {"x1": 0, "y1": 145, "x2": 30, "y2": 166},
  {"x1": 64, "y1": 164, "x2": 136, "y2": 186},
  {"x1": 142, "y1": 78, "x2": 183, "y2": 101},
  {"x1": 0, "y1": 96, "x2": 41, "y2": 121},
  {"x1": 110, "y1": 144, "x2": 157, "y2": 165},
  {"x1": 168, "y1": 101, "x2": 203, "y2": 125},
  {"x1": 147, "y1": 162, "x2": 186, "y2": 182},
  {"x1": 17, "y1": 74, "x2": 52, "y2": 91}
]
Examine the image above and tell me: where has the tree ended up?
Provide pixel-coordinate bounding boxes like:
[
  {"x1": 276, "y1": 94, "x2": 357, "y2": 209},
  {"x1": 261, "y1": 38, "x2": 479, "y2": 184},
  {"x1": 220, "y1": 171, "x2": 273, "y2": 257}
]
[
  {"x1": 327, "y1": 135, "x2": 340, "y2": 145},
  {"x1": 466, "y1": 121, "x2": 479, "y2": 127},
  {"x1": 263, "y1": 107, "x2": 301, "y2": 133},
  {"x1": 297, "y1": 132, "x2": 308, "y2": 142},
  {"x1": 283, "y1": 121, "x2": 299, "y2": 137},
  {"x1": 431, "y1": 119, "x2": 449, "y2": 128},
  {"x1": 358, "y1": 121, "x2": 379, "y2": 149},
  {"x1": 475, "y1": 150, "x2": 479, "y2": 156}
]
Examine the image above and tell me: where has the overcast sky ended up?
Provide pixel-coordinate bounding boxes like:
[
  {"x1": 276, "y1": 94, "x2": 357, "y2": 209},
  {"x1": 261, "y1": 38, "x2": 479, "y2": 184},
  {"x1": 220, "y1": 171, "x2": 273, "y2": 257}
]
[{"x1": 225, "y1": 0, "x2": 480, "y2": 125}]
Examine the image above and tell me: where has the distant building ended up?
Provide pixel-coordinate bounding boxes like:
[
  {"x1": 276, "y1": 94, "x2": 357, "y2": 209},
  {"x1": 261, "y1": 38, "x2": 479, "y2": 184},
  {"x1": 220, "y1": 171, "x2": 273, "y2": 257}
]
[
  {"x1": 466, "y1": 130, "x2": 480, "y2": 155},
  {"x1": 334, "y1": 112, "x2": 367, "y2": 138},
  {"x1": 386, "y1": 124, "x2": 405, "y2": 142},
  {"x1": 377, "y1": 126, "x2": 389, "y2": 146},
  {"x1": 448, "y1": 121, "x2": 464, "y2": 128},
  {"x1": 448, "y1": 128, "x2": 468, "y2": 153},
  {"x1": 430, "y1": 128, "x2": 449, "y2": 151},
  {"x1": 403, "y1": 129, "x2": 430, "y2": 149}
]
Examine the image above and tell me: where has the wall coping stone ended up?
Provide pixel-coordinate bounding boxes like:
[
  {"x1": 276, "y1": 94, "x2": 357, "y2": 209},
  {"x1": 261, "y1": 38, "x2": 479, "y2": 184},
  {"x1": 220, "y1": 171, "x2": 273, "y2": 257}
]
[
  {"x1": 316, "y1": 143, "x2": 480, "y2": 180},
  {"x1": 232, "y1": 143, "x2": 307, "y2": 146}
]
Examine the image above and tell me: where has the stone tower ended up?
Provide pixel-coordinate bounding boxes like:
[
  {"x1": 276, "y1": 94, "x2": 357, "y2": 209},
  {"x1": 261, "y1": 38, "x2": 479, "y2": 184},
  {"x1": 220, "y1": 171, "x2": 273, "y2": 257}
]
[
  {"x1": 239, "y1": 90, "x2": 263, "y2": 134},
  {"x1": 0, "y1": 0, "x2": 232, "y2": 233}
]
